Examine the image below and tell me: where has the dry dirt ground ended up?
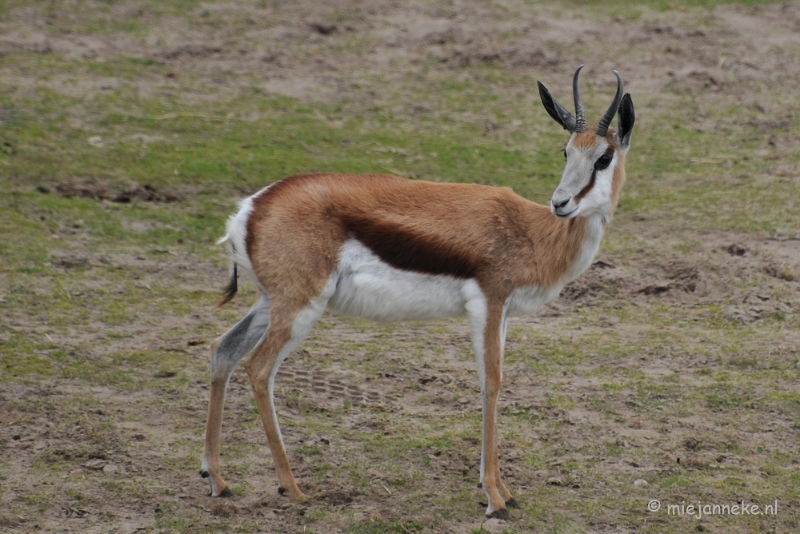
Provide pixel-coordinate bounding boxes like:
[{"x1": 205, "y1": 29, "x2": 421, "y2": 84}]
[{"x1": 2, "y1": 1, "x2": 800, "y2": 533}]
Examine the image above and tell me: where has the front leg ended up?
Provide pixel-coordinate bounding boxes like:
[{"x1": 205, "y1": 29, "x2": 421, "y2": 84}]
[
  {"x1": 495, "y1": 314, "x2": 517, "y2": 508},
  {"x1": 468, "y1": 298, "x2": 512, "y2": 519}
]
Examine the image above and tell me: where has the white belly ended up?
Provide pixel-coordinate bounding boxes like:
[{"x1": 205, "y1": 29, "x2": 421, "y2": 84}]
[
  {"x1": 505, "y1": 284, "x2": 561, "y2": 316},
  {"x1": 328, "y1": 239, "x2": 478, "y2": 322}
]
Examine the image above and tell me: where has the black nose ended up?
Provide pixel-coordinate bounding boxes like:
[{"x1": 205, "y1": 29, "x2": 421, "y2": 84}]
[{"x1": 552, "y1": 197, "x2": 570, "y2": 209}]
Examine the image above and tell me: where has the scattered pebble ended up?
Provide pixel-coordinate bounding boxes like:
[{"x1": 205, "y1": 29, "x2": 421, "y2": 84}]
[{"x1": 310, "y1": 22, "x2": 336, "y2": 35}]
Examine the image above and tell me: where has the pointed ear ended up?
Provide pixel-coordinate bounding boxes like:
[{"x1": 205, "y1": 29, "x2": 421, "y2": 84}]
[
  {"x1": 615, "y1": 93, "x2": 635, "y2": 154},
  {"x1": 537, "y1": 81, "x2": 576, "y2": 132}
]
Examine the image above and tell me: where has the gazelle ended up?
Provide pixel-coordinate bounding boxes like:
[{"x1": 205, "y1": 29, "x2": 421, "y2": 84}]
[{"x1": 201, "y1": 66, "x2": 635, "y2": 519}]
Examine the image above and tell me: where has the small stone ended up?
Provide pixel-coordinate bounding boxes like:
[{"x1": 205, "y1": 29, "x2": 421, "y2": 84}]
[
  {"x1": 310, "y1": 22, "x2": 336, "y2": 35},
  {"x1": 726, "y1": 244, "x2": 747, "y2": 256},
  {"x1": 102, "y1": 463, "x2": 118, "y2": 474},
  {"x1": 85, "y1": 459, "x2": 106, "y2": 470},
  {"x1": 634, "y1": 479, "x2": 649, "y2": 487},
  {"x1": 483, "y1": 517, "x2": 508, "y2": 530},
  {"x1": 210, "y1": 501, "x2": 239, "y2": 517}
]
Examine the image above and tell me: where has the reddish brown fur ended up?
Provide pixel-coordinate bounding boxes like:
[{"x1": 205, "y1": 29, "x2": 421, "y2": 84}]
[
  {"x1": 205, "y1": 63, "x2": 633, "y2": 516},
  {"x1": 245, "y1": 173, "x2": 590, "y2": 300},
  {"x1": 341, "y1": 212, "x2": 480, "y2": 278},
  {"x1": 480, "y1": 299, "x2": 506, "y2": 513},
  {"x1": 570, "y1": 129, "x2": 598, "y2": 149},
  {"x1": 211, "y1": 163, "x2": 624, "y2": 515}
]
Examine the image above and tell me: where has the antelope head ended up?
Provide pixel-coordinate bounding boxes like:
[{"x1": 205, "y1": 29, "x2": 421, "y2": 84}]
[{"x1": 537, "y1": 65, "x2": 635, "y2": 220}]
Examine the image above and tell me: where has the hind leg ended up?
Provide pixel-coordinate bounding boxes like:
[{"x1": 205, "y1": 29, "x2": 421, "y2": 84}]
[
  {"x1": 201, "y1": 294, "x2": 270, "y2": 497},
  {"x1": 244, "y1": 279, "x2": 335, "y2": 500}
]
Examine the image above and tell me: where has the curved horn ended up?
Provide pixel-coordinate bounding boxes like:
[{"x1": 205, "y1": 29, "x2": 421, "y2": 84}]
[
  {"x1": 573, "y1": 65, "x2": 586, "y2": 133},
  {"x1": 596, "y1": 70, "x2": 624, "y2": 138}
]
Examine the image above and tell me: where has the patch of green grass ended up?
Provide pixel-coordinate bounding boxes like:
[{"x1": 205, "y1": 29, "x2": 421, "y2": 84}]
[
  {"x1": 591, "y1": 0, "x2": 785, "y2": 6},
  {"x1": 24, "y1": 491, "x2": 52, "y2": 512},
  {"x1": 2, "y1": 1, "x2": 799, "y2": 533},
  {"x1": 347, "y1": 519, "x2": 426, "y2": 534}
]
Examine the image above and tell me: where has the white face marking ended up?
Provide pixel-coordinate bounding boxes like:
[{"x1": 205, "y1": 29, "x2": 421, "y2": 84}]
[
  {"x1": 328, "y1": 239, "x2": 474, "y2": 322},
  {"x1": 552, "y1": 138, "x2": 618, "y2": 220},
  {"x1": 575, "y1": 153, "x2": 617, "y2": 219}
]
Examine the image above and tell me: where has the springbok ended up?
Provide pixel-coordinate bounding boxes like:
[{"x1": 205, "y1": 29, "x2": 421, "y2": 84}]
[{"x1": 200, "y1": 65, "x2": 635, "y2": 519}]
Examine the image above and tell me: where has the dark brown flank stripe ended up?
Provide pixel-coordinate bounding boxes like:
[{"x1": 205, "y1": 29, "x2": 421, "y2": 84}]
[
  {"x1": 342, "y1": 215, "x2": 479, "y2": 279},
  {"x1": 246, "y1": 174, "x2": 481, "y2": 279}
]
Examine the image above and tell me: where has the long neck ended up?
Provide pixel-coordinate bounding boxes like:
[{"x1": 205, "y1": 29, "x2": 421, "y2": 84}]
[
  {"x1": 559, "y1": 212, "x2": 605, "y2": 286},
  {"x1": 507, "y1": 205, "x2": 606, "y2": 291}
]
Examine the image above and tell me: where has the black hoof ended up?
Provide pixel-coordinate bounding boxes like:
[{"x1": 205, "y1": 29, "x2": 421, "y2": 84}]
[
  {"x1": 278, "y1": 486, "x2": 286, "y2": 496},
  {"x1": 487, "y1": 508, "x2": 511, "y2": 520},
  {"x1": 199, "y1": 470, "x2": 209, "y2": 478},
  {"x1": 219, "y1": 487, "x2": 233, "y2": 498},
  {"x1": 476, "y1": 482, "x2": 482, "y2": 489},
  {"x1": 506, "y1": 498, "x2": 519, "y2": 509}
]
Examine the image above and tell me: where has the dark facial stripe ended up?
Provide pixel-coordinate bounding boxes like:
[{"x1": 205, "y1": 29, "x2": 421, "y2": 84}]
[
  {"x1": 574, "y1": 170, "x2": 596, "y2": 202},
  {"x1": 342, "y1": 216, "x2": 479, "y2": 279},
  {"x1": 575, "y1": 148, "x2": 615, "y2": 203}
]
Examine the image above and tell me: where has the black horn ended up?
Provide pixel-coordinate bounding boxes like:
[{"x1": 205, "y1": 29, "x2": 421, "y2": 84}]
[
  {"x1": 596, "y1": 70, "x2": 624, "y2": 138},
  {"x1": 573, "y1": 65, "x2": 586, "y2": 133}
]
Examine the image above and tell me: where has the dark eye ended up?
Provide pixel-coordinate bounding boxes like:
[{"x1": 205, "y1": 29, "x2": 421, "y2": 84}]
[
  {"x1": 594, "y1": 153, "x2": 613, "y2": 171},
  {"x1": 562, "y1": 148, "x2": 567, "y2": 159}
]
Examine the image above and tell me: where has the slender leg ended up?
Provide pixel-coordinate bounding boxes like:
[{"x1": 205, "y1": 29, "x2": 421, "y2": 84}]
[
  {"x1": 494, "y1": 314, "x2": 516, "y2": 507},
  {"x1": 202, "y1": 294, "x2": 271, "y2": 497},
  {"x1": 202, "y1": 349, "x2": 235, "y2": 497},
  {"x1": 468, "y1": 297, "x2": 509, "y2": 518},
  {"x1": 244, "y1": 323, "x2": 305, "y2": 499},
  {"x1": 244, "y1": 280, "x2": 334, "y2": 500}
]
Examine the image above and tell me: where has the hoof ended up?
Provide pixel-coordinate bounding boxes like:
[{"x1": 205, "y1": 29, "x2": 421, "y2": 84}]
[
  {"x1": 199, "y1": 470, "x2": 209, "y2": 478},
  {"x1": 476, "y1": 482, "x2": 482, "y2": 489},
  {"x1": 506, "y1": 498, "x2": 519, "y2": 509},
  {"x1": 278, "y1": 486, "x2": 308, "y2": 502},
  {"x1": 219, "y1": 487, "x2": 233, "y2": 498},
  {"x1": 487, "y1": 508, "x2": 511, "y2": 520}
]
